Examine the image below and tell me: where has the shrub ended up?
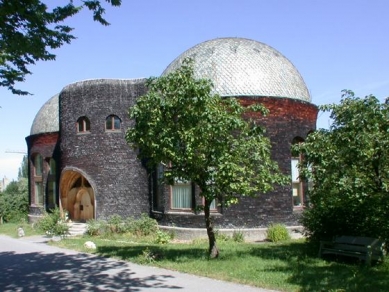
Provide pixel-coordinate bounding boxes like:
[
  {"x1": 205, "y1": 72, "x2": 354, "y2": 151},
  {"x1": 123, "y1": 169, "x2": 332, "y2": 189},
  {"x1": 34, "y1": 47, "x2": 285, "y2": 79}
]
[
  {"x1": 128, "y1": 214, "x2": 158, "y2": 236},
  {"x1": 0, "y1": 179, "x2": 28, "y2": 223},
  {"x1": 215, "y1": 230, "x2": 231, "y2": 242},
  {"x1": 266, "y1": 223, "x2": 291, "y2": 242},
  {"x1": 154, "y1": 230, "x2": 171, "y2": 244},
  {"x1": 232, "y1": 230, "x2": 245, "y2": 242},
  {"x1": 108, "y1": 214, "x2": 125, "y2": 234},
  {"x1": 36, "y1": 208, "x2": 69, "y2": 237},
  {"x1": 86, "y1": 219, "x2": 108, "y2": 236}
]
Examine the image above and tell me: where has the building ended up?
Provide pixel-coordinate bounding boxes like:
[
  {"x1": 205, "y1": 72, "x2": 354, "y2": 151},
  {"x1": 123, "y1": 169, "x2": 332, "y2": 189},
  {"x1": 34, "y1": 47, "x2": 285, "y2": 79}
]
[
  {"x1": 0, "y1": 176, "x2": 10, "y2": 192},
  {"x1": 26, "y1": 37, "x2": 318, "y2": 231}
]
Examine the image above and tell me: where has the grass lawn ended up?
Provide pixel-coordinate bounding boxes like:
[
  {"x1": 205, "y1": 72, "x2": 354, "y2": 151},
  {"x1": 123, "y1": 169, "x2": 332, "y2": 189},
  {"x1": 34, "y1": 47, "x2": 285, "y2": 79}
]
[
  {"x1": 49, "y1": 234, "x2": 389, "y2": 292},
  {"x1": 1, "y1": 223, "x2": 388, "y2": 291},
  {"x1": 0, "y1": 222, "x2": 41, "y2": 238}
]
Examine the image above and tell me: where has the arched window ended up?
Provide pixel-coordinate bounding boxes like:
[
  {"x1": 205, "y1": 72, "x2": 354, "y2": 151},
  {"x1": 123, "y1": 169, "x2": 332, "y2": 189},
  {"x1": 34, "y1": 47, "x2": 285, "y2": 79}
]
[
  {"x1": 33, "y1": 154, "x2": 44, "y2": 205},
  {"x1": 105, "y1": 115, "x2": 121, "y2": 131},
  {"x1": 77, "y1": 116, "x2": 90, "y2": 133},
  {"x1": 291, "y1": 137, "x2": 304, "y2": 208}
]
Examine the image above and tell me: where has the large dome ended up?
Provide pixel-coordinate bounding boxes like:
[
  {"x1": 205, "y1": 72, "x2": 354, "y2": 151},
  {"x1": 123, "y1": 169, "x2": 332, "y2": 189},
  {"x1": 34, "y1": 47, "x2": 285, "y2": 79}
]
[
  {"x1": 30, "y1": 94, "x2": 59, "y2": 135},
  {"x1": 162, "y1": 37, "x2": 311, "y2": 102}
]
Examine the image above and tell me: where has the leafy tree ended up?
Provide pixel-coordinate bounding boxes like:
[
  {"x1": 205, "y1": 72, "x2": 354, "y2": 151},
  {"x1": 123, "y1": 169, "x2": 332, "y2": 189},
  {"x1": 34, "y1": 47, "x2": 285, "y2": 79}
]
[
  {"x1": 18, "y1": 155, "x2": 28, "y2": 179},
  {"x1": 295, "y1": 90, "x2": 389, "y2": 243},
  {"x1": 0, "y1": 0, "x2": 121, "y2": 95},
  {"x1": 126, "y1": 59, "x2": 287, "y2": 258},
  {"x1": 0, "y1": 178, "x2": 28, "y2": 223}
]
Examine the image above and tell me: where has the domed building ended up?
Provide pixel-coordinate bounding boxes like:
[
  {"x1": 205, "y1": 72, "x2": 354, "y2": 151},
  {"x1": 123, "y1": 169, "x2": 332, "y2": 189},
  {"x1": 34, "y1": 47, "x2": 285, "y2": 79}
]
[{"x1": 26, "y1": 37, "x2": 318, "y2": 234}]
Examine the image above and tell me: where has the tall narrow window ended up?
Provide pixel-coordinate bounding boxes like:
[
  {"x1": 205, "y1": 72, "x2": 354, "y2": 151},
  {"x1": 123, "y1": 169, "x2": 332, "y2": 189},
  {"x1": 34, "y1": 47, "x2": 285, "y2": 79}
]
[
  {"x1": 77, "y1": 116, "x2": 90, "y2": 133},
  {"x1": 33, "y1": 154, "x2": 44, "y2": 205},
  {"x1": 47, "y1": 158, "x2": 57, "y2": 208},
  {"x1": 106, "y1": 115, "x2": 121, "y2": 131},
  {"x1": 171, "y1": 179, "x2": 192, "y2": 209},
  {"x1": 291, "y1": 137, "x2": 304, "y2": 208}
]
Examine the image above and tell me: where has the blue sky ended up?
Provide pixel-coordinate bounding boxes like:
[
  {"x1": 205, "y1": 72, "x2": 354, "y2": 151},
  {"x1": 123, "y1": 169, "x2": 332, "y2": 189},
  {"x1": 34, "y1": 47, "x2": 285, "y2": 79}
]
[{"x1": 1, "y1": 0, "x2": 388, "y2": 181}]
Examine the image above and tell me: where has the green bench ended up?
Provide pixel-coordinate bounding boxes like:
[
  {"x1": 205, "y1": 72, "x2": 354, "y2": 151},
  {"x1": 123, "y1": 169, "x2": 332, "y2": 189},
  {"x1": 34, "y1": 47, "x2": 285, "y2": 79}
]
[{"x1": 319, "y1": 236, "x2": 386, "y2": 265}]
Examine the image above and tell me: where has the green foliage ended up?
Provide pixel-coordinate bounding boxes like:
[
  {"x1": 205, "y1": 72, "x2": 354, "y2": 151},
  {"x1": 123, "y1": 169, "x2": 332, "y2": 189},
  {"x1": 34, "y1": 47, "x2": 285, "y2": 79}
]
[
  {"x1": 295, "y1": 90, "x2": 389, "y2": 243},
  {"x1": 232, "y1": 230, "x2": 245, "y2": 243},
  {"x1": 154, "y1": 230, "x2": 171, "y2": 244},
  {"x1": 0, "y1": 0, "x2": 121, "y2": 95},
  {"x1": 18, "y1": 155, "x2": 28, "y2": 179},
  {"x1": 86, "y1": 219, "x2": 108, "y2": 236},
  {"x1": 127, "y1": 214, "x2": 159, "y2": 236},
  {"x1": 266, "y1": 223, "x2": 291, "y2": 242},
  {"x1": 126, "y1": 59, "x2": 287, "y2": 257},
  {"x1": 36, "y1": 207, "x2": 69, "y2": 237},
  {"x1": 0, "y1": 178, "x2": 28, "y2": 223},
  {"x1": 108, "y1": 214, "x2": 126, "y2": 234},
  {"x1": 86, "y1": 214, "x2": 158, "y2": 238}
]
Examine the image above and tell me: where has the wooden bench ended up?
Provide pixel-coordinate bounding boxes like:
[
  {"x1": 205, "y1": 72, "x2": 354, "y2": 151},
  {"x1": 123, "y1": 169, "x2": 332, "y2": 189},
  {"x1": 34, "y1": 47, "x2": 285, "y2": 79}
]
[{"x1": 319, "y1": 236, "x2": 385, "y2": 265}]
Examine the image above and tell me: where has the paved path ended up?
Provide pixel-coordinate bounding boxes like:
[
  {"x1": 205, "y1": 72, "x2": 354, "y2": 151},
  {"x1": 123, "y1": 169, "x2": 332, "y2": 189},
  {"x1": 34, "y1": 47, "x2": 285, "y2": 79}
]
[{"x1": 0, "y1": 235, "x2": 279, "y2": 292}]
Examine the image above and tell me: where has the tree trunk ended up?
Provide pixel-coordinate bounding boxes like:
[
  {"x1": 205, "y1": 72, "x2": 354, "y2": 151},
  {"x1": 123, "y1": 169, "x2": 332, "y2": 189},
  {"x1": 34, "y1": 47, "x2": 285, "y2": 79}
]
[{"x1": 204, "y1": 199, "x2": 219, "y2": 259}]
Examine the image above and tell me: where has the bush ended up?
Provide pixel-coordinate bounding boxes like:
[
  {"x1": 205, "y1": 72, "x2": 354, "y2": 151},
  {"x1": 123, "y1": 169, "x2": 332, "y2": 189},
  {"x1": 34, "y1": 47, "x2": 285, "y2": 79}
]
[
  {"x1": 86, "y1": 219, "x2": 108, "y2": 236},
  {"x1": 232, "y1": 230, "x2": 245, "y2": 242},
  {"x1": 154, "y1": 230, "x2": 171, "y2": 244},
  {"x1": 266, "y1": 223, "x2": 291, "y2": 242},
  {"x1": 108, "y1": 214, "x2": 126, "y2": 234},
  {"x1": 128, "y1": 214, "x2": 158, "y2": 236},
  {"x1": 0, "y1": 179, "x2": 28, "y2": 223},
  {"x1": 36, "y1": 208, "x2": 69, "y2": 237}
]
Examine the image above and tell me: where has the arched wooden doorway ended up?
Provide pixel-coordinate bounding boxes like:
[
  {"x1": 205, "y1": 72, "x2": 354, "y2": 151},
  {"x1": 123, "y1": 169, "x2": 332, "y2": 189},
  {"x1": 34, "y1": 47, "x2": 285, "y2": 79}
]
[{"x1": 60, "y1": 170, "x2": 95, "y2": 222}]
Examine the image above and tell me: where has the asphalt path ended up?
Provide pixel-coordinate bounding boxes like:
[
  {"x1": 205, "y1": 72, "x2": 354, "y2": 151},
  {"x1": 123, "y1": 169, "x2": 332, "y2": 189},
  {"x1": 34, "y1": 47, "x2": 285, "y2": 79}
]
[{"x1": 0, "y1": 235, "x2": 279, "y2": 292}]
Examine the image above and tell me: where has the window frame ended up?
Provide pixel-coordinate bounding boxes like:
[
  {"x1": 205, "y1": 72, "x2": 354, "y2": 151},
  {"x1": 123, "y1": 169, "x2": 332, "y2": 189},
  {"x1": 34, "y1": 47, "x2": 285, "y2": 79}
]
[
  {"x1": 170, "y1": 179, "x2": 193, "y2": 210},
  {"x1": 76, "y1": 116, "x2": 91, "y2": 133},
  {"x1": 33, "y1": 154, "x2": 44, "y2": 206},
  {"x1": 291, "y1": 137, "x2": 305, "y2": 209},
  {"x1": 105, "y1": 115, "x2": 121, "y2": 131},
  {"x1": 46, "y1": 158, "x2": 57, "y2": 208}
]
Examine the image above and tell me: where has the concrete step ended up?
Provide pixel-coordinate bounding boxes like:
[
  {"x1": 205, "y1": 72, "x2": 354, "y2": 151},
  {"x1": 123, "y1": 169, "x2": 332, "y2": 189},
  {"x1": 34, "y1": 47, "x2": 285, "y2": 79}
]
[{"x1": 67, "y1": 222, "x2": 87, "y2": 236}]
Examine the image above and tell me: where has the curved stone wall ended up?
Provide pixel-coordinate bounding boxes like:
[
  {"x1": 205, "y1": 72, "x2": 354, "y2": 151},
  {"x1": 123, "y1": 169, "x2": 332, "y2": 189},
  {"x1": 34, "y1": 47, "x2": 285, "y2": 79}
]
[{"x1": 59, "y1": 79, "x2": 150, "y2": 220}]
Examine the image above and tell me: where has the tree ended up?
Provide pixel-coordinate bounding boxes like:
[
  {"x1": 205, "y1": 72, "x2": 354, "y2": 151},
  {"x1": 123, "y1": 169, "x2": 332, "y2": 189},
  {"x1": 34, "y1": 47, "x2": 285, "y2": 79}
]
[
  {"x1": 18, "y1": 155, "x2": 28, "y2": 179},
  {"x1": 295, "y1": 90, "x2": 389, "y2": 243},
  {"x1": 126, "y1": 59, "x2": 287, "y2": 258},
  {"x1": 0, "y1": 178, "x2": 28, "y2": 223},
  {"x1": 0, "y1": 0, "x2": 121, "y2": 95}
]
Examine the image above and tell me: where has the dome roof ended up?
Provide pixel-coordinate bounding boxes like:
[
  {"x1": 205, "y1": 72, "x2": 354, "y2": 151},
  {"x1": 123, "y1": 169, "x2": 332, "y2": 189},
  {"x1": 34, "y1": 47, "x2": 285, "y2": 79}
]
[
  {"x1": 30, "y1": 94, "x2": 59, "y2": 135},
  {"x1": 162, "y1": 37, "x2": 311, "y2": 102}
]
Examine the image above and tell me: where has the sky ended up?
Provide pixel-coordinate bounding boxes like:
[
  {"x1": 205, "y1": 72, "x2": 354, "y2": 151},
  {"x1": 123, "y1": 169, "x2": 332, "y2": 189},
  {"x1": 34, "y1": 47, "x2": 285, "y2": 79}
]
[{"x1": 0, "y1": 0, "x2": 388, "y2": 181}]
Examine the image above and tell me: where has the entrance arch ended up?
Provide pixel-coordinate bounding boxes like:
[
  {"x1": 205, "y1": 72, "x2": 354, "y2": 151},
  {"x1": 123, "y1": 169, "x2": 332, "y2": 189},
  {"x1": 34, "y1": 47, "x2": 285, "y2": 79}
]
[{"x1": 60, "y1": 170, "x2": 95, "y2": 222}]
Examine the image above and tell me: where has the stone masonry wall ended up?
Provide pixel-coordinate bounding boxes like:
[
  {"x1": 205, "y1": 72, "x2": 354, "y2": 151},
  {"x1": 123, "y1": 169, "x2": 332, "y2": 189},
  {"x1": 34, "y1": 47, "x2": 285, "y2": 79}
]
[{"x1": 59, "y1": 79, "x2": 150, "y2": 220}]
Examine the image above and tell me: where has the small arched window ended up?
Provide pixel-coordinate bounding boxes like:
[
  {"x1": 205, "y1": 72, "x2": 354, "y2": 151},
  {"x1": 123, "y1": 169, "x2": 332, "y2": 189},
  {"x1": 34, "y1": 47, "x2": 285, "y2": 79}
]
[
  {"x1": 105, "y1": 115, "x2": 121, "y2": 131},
  {"x1": 77, "y1": 116, "x2": 90, "y2": 133}
]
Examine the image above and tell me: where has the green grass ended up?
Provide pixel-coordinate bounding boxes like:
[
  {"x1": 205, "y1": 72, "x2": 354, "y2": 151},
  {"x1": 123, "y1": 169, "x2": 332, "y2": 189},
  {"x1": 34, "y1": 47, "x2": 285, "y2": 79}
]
[
  {"x1": 48, "y1": 234, "x2": 389, "y2": 292},
  {"x1": 0, "y1": 221, "x2": 41, "y2": 238}
]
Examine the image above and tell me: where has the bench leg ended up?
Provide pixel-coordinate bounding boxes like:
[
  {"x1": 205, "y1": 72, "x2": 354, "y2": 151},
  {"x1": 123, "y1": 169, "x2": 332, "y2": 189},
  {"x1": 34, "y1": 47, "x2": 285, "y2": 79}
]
[{"x1": 366, "y1": 250, "x2": 372, "y2": 266}]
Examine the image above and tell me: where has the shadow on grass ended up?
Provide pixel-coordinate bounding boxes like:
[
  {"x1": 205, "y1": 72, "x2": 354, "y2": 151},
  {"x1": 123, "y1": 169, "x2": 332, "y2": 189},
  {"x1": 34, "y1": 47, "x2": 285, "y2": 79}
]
[
  {"x1": 96, "y1": 244, "x2": 208, "y2": 263},
  {"x1": 248, "y1": 241, "x2": 389, "y2": 292},
  {"x1": 70, "y1": 238, "x2": 389, "y2": 291}
]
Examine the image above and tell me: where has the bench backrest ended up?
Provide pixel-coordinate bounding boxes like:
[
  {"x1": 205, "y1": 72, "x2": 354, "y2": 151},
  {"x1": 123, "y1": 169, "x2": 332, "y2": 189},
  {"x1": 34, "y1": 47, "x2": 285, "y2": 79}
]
[{"x1": 334, "y1": 236, "x2": 384, "y2": 248}]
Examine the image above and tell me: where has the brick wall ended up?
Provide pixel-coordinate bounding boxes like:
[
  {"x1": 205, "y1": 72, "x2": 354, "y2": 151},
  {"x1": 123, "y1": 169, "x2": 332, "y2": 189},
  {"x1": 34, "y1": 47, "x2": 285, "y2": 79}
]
[{"x1": 154, "y1": 96, "x2": 318, "y2": 228}]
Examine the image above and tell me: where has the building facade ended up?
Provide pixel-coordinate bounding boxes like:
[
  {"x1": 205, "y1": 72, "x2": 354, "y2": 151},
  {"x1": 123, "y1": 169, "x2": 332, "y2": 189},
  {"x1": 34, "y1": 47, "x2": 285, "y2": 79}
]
[{"x1": 26, "y1": 38, "x2": 318, "y2": 229}]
